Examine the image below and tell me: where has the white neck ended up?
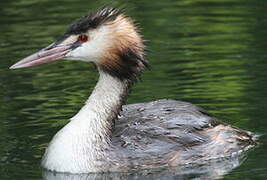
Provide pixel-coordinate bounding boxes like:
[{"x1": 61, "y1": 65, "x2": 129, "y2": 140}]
[
  {"x1": 71, "y1": 69, "x2": 128, "y2": 141},
  {"x1": 41, "y1": 70, "x2": 128, "y2": 173}
]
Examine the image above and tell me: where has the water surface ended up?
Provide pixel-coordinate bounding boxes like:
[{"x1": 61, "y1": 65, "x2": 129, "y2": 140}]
[{"x1": 1, "y1": 0, "x2": 267, "y2": 179}]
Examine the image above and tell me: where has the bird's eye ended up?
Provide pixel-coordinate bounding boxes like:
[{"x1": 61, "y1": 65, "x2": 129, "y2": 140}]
[{"x1": 78, "y1": 35, "x2": 89, "y2": 43}]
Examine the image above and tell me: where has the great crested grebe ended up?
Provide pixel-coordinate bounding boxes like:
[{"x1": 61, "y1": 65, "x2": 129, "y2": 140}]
[{"x1": 10, "y1": 7, "x2": 256, "y2": 174}]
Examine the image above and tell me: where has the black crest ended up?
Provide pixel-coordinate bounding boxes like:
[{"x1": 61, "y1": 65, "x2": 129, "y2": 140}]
[
  {"x1": 65, "y1": 6, "x2": 122, "y2": 35},
  {"x1": 64, "y1": 6, "x2": 149, "y2": 82}
]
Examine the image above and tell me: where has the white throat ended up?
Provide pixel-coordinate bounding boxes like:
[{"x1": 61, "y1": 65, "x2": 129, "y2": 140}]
[
  {"x1": 71, "y1": 69, "x2": 128, "y2": 141},
  {"x1": 41, "y1": 69, "x2": 128, "y2": 173}
]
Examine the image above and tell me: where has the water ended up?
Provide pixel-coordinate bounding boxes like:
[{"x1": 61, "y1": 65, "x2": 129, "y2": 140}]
[{"x1": 0, "y1": 0, "x2": 267, "y2": 179}]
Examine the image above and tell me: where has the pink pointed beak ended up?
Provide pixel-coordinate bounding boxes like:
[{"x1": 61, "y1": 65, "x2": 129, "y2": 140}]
[{"x1": 9, "y1": 43, "x2": 72, "y2": 69}]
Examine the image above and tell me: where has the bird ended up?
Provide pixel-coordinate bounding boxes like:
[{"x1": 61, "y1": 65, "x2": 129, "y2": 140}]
[{"x1": 10, "y1": 6, "x2": 256, "y2": 174}]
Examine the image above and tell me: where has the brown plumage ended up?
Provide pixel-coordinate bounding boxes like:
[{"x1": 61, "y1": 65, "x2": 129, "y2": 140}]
[{"x1": 99, "y1": 14, "x2": 147, "y2": 81}]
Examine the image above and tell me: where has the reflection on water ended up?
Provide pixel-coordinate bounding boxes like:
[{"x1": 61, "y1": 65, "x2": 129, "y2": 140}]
[
  {"x1": 1, "y1": 0, "x2": 267, "y2": 179},
  {"x1": 42, "y1": 155, "x2": 243, "y2": 180}
]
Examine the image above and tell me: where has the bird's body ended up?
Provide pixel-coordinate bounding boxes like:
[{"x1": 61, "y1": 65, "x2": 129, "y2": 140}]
[
  {"x1": 10, "y1": 6, "x2": 256, "y2": 174},
  {"x1": 40, "y1": 71, "x2": 255, "y2": 173}
]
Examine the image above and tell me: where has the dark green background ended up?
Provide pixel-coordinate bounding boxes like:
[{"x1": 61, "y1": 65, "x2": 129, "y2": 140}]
[{"x1": 0, "y1": 0, "x2": 267, "y2": 179}]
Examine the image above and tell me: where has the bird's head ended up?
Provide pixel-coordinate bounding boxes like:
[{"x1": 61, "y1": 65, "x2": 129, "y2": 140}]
[{"x1": 10, "y1": 6, "x2": 148, "y2": 81}]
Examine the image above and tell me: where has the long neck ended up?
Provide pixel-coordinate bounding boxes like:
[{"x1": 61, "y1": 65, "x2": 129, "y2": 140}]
[
  {"x1": 41, "y1": 70, "x2": 130, "y2": 172},
  {"x1": 71, "y1": 69, "x2": 129, "y2": 145}
]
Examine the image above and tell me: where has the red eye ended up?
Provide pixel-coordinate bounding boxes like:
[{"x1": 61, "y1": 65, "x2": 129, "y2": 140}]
[{"x1": 78, "y1": 34, "x2": 89, "y2": 43}]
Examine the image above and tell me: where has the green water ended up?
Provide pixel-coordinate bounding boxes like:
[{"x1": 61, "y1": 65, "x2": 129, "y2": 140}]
[{"x1": 1, "y1": 0, "x2": 267, "y2": 179}]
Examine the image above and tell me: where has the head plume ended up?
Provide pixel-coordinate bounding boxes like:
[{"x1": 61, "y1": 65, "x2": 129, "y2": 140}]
[{"x1": 64, "y1": 6, "x2": 149, "y2": 81}]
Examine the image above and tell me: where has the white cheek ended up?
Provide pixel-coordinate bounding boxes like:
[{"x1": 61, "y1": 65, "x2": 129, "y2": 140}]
[{"x1": 66, "y1": 26, "x2": 111, "y2": 62}]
